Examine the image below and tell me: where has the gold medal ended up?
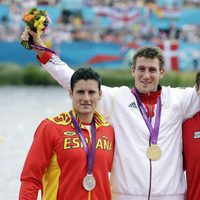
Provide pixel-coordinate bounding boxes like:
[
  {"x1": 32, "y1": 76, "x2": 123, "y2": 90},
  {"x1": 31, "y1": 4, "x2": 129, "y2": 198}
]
[{"x1": 146, "y1": 144, "x2": 161, "y2": 161}]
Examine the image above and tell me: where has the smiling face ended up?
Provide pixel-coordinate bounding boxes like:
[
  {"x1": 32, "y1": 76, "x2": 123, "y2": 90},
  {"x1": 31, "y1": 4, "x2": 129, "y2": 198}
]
[
  {"x1": 69, "y1": 79, "x2": 102, "y2": 122},
  {"x1": 132, "y1": 57, "x2": 165, "y2": 94}
]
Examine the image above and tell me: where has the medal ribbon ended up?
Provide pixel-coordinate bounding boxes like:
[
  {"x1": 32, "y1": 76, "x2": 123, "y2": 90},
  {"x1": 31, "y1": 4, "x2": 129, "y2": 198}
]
[
  {"x1": 70, "y1": 112, "x2": 96, "y2": 174},
  {"x1": 30, "y1": 43, "x2": 56, "y2": 54},
  {"x1": 131, "y1": 89, "x2": 161, "y2": 144},
  {"x1": 28, "y1": 35, "x2": 56, "y2": 54}
]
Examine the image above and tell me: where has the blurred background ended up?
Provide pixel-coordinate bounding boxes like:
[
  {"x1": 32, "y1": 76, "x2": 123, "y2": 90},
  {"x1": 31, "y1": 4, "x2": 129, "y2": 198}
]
[
  {"x1": 0, "y1": 0, "x2": 200, "y2": 199},
  {"x1": 0, "y1": 0, "x2": 200, "y2": 70}
]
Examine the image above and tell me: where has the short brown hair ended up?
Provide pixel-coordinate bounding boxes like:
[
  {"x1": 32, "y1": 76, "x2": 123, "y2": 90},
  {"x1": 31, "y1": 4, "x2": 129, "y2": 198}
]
[{"x1": 132, "y1": 46, "x2": 165, "y2": 70}]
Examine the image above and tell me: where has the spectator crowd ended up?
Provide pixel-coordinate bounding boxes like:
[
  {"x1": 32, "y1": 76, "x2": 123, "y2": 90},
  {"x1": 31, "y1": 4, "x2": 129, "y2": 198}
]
[{"x1": 0, "y1": 0, "x2": 200, "y2": 44}]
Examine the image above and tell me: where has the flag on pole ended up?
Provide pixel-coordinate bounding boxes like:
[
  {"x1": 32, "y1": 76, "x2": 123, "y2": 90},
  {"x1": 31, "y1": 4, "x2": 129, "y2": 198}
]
[
  {"x1": 157, "y1": 40, "x2": 179, "y2": 71},
  {"x1": 93, "y1": 5, "x2": 141, "y2": 28}
]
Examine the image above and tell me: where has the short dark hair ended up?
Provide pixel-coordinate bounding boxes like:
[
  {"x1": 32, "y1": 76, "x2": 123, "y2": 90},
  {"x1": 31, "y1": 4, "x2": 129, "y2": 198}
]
[
  {"x1": 132, "y1": 46, "x2": 165, "y2": 70},
  {"x1": 70, "y1": 67, "x2": 101, "y2": 91},
  {"x1": 196, "y1": 71, "x2": 200, "y2": 91}
]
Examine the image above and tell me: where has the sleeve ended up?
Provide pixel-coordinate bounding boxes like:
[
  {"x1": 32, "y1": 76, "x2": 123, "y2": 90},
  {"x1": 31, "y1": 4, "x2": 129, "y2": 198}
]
[
  {"x1": 109, "y1": 126, "x2": 115, "y2": 172},
  {"x1": 19, "y1": 120, "x2": 54, "y2": 200},
  {"x1": 38, "y1": 53, "x2": 121, "y2": 119},
  {"x1": 181, "y1": 87, "x2": 200, "y2": 119},
  {"x1": 41, "y1": 54, "x2": 74, "y2": 91},
  {"x1": 97, "y1": 85, "x2": 122, "y2": 122},
  {"x1": 36, "y1": 51, "x2": 53, "y2": 64},
  {"x1": 40, "y1": 53, "x2": 121, "y2": 120}
]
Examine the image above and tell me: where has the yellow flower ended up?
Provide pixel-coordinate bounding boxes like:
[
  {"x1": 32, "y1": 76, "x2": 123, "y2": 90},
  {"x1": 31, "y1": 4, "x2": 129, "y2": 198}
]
[
  {"x1": 37, "y1": 24, "x2": 44, "y2": 32},
  {"x1": 34, "y1": 20, "x2": 39, "y2": 28},
  {"x1": 39, "y1": 16, "x2": 46, "y2": 23}
]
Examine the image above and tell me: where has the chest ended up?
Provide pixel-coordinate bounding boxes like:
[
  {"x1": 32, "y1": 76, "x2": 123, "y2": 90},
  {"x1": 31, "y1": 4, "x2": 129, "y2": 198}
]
[{"x1": 51, "y1": 125, "x2": 114, "y2": 167}]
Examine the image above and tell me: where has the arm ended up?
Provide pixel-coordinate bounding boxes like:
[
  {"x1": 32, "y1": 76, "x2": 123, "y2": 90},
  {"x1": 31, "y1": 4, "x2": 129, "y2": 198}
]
[
  {"x1": 181, "y1": 71, "x2": 200, "y2": 119},
  {"x1": 21, "y1": 27, "x2": 45, "y2": 58},
  {"x1": 21, "y1": 28, "x2": 119, "y2": 115},
  {"x1": 19, "y1": 120, "x2": 53, "y2": 200},
  {"x1": 41, "y1": 54, "x2": 74, "y2": 91},
  {"x1": 21, "y1": 27, "x2": 74, "y2": 91}
]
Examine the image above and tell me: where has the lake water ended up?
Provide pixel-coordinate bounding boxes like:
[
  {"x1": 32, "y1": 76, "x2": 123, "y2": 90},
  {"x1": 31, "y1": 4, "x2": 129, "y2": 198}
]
[{"x1": 0, "y1": 86, "x2": 71, "y2": 199}]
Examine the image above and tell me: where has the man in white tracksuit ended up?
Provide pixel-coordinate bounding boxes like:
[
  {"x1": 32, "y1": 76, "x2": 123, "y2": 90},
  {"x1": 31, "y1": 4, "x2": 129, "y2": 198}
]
[{"x1": 22, "y1": 29, "x2": 200, "y2": 200}]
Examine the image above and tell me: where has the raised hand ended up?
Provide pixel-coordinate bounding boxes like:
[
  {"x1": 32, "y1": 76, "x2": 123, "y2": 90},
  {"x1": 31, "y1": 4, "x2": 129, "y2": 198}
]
[{"x1": 21, "y1": 27, "x2": 45, "y2": 47}]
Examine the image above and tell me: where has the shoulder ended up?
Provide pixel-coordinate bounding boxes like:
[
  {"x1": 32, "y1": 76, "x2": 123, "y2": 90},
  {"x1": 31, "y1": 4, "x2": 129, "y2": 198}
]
[
  {"x1": 184, "y1": 111, "x2": 200, "y2": 124},
  {"x1": 102, "y1": 85, "x2": 130, "y2": 95},
  {"x1": 47, "y1": 112, "x2": 71, "y2": 126},
  {"x1": 162, "y1": 86, "x2": 195, "y2": 93},
  {"x1": 94, "y1": 111, "x2": 113, "y2": 128},
  {"x1": 161, "y1": 86, "x2": 197, "y2": 101}
]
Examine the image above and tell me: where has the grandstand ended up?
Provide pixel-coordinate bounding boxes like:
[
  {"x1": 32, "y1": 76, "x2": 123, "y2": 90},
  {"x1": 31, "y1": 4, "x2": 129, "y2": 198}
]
[{"x1": 0, "y1": 0, "x2": 200, "y2": 70}]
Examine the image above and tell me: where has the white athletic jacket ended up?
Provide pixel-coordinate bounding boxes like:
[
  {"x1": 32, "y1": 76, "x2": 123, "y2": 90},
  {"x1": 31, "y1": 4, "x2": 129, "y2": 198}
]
[{"x1": 42, "y1": 54, "x2": 200, "y2": 200}]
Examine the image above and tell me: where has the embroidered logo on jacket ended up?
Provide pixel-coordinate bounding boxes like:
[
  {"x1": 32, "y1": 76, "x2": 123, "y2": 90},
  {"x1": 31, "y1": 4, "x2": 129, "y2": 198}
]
[
  {"x1": 194, "y1": 131, "x2": 200, "y2": 139},
  {"x1": 128, "y1": 102, "x2": 137, "y2": 108},
  {"x1": 64, "y1": 131, "x2": 76, "y2": 136},
  {"x1": 63, "y1": 135, "x2": 112, "y2": 151}
]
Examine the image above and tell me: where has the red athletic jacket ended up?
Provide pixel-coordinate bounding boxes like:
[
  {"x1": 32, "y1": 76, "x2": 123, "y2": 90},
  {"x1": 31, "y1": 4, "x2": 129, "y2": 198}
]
[
  {"x1": 19, "y1": 111, "x2": 115, "y2": 200},
  {"x1": 183, "y1": 112, "x2": 200, "y2": 200}
]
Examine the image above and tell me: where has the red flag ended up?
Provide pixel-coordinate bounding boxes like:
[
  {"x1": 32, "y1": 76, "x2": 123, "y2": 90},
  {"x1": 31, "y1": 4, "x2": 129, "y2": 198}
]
[
  {"x1": 157, "y1": 40, "x2": 179, "y2": 71},
  {"x1": 127, "y1": 42, "x2": 140, "y2": 49},
  {"x1": 86, "y1": 54, "x2": 123, "y2": 64}
]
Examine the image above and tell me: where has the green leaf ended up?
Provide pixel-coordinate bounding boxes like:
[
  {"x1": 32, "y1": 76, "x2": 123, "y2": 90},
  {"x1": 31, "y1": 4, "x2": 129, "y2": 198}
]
[{"x1": 29, "y1": 7, "x2": 38, "y2": 14}]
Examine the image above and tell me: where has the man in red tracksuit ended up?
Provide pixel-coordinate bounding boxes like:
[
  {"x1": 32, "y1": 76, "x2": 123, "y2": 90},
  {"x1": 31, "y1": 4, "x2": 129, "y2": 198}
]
[
  {"x1": 183, "y1": 71, "x2": 200, "y2": 200},
  {"x1": 19, "y1": 67, "x2": 115, "y2": 200}
]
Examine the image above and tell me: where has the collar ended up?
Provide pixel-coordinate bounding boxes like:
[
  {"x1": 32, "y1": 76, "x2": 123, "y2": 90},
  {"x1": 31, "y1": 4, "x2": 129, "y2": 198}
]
[
  {"x1": 136, "y1": 85, "x2": 162, "y2": 118},
  {"x1": 48, "y1": 109, "x2": 111, "y2": 129},
  {"x1": 71, "y1": 109, "x2": 111, "y2": 129},
  {"x1": 138, "y1": 90, "x2": 161, "y2": 106}
]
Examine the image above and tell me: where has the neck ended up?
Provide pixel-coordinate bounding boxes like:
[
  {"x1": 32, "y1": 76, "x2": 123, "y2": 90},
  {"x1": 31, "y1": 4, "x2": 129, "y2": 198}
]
[
  {"x1": 77, "y1": 113, "x2": 94, "y2": 123},
  {"x1": 135, "y1": 85, "x2": 161, "y2": 95}
]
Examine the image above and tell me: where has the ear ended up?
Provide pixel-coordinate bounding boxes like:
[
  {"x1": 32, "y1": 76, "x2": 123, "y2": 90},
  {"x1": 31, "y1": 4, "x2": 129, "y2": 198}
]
[
  {"x1": 69, "y1": 89, "x2": 73, "y2": 99},
  {"x1": 131, "y1": 65, "x2": 135, "y2": 77},
  {"x1": 195, "y1": 85, "x2": 200, "y2": 96},
  {"x1": 99, "y1": 90, "x2": 102, "y2": 100},
  {"x1": 159, "y1": 68, "x2": 165, "y2": 79}
]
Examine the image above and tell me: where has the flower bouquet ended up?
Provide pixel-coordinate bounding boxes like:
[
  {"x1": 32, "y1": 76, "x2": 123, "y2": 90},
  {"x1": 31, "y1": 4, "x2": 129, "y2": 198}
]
[{"x1": 21, "y1": 7, "x2": 50, "y2": 50}]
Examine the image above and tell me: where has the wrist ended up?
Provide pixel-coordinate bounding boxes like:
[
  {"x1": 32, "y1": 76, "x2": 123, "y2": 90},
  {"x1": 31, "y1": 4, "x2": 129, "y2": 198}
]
[{"x1": 34, "y1": 38, "x2": 45, "y2": 47}]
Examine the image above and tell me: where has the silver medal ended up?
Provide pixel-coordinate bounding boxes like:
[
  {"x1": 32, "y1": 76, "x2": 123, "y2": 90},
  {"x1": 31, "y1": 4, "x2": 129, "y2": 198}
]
[{"x1": 83, "y1": 174, "x2": 96, "y2": 191}]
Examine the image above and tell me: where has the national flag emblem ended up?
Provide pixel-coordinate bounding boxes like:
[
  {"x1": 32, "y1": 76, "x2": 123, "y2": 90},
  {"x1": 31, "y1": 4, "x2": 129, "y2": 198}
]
[{"x1": 194, "y1": 131, "x2": 200, "y2": 139}]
